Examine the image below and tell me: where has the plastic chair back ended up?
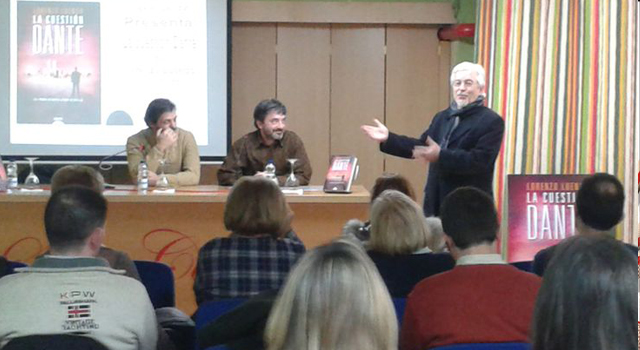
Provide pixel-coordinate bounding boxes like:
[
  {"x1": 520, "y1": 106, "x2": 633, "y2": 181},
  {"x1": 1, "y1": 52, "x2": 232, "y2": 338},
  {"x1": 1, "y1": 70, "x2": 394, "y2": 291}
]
[
  {"x1": 194, "y1": 298, "x2": 247, "y2": 331},
  {"x1": 134, "y1": 260, "x2": 175, "y2": 309},
  {"x1": 393, "y1": 297, "x2": 407, "y2": 325}
]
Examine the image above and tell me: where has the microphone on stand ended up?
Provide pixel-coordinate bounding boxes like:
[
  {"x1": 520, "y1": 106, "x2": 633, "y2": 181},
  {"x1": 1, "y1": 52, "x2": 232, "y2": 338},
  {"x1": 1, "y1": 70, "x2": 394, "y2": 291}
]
[{"x1": 98, "y1": 149, "x2": 128, "y2": 189}]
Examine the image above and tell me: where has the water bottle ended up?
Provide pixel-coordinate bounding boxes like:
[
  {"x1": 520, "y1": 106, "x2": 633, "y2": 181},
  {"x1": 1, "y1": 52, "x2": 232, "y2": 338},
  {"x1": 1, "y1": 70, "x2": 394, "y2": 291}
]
[
  {"x1": 264, "y1": 160, "x2": 278, "y2": 186},
  {"x1": 137, "y1": 160, "x2": 149, "y2": 192},
  {"x1": 6, "y1": 161, "x2": 18, "y2": 189}
]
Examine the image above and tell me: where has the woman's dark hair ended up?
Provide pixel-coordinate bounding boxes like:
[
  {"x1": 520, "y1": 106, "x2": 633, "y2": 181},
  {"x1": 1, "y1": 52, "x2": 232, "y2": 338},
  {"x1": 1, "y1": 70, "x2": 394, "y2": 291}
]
[
  {"x1": 531, "y1": 235, "x2": 636, "y2": 350},
  {"x1": 370, "y1": 173, "x2": 416, "y2": 203}
]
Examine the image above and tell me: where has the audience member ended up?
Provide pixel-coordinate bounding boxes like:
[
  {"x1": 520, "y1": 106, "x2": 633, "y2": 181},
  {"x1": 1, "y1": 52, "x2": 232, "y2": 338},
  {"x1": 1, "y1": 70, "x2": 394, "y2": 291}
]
[
  {"x1": 533, "y1": 173, "x2": 638, "y2": 276},
  {"x1": 366, "y1": 190, "x2": 454, "y2": 297},
  {"x1": 425, "y1": 216, "x2": 447, "y2": 252},
  {"x1": 0, "y1": 187, "x2": 157, "y2": 349},
  {"x1": 265, "y1": 239, "x2": 398, "y2": 350},
  {"x1": 194, "y1": 176, "x2": 306, "y2": 304},
  {"x1": 127, "y1": 98, "x2": 201, "y2": 187},
  {"x1": 531, "y1": 235, "x2": 636, "y2": 350},
  {"x1": 217, "y1": 99, "x2": 312, "y2": 186},
  {"x1": 49, "y1": 165, "x2": 140, "y2": 281},
  {"x1": 343, "y1": 173, "x2": 417, "y2": 242},
  {"x1": 401, "y1": 187, "x2": 541, "y2": 350}
]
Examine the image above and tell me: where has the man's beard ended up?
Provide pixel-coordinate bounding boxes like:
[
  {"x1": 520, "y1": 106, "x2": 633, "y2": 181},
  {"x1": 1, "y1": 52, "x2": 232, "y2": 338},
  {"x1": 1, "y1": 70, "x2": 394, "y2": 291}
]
[{"x1": 270, "y1": 130, "x2": 284, "y2": 140}]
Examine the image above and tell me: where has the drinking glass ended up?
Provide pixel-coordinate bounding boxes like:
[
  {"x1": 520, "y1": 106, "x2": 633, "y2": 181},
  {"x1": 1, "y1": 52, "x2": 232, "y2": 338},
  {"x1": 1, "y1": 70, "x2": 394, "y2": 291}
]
[
  {"x1": 156, "y1": 157, "x2": 170, "y2": 189},
  {"x1": 24, "y1": 157, "x2": 40, "y2": 188},
  {"x1": 284, "y1": 159, "x2": 300, "y2": 187}
]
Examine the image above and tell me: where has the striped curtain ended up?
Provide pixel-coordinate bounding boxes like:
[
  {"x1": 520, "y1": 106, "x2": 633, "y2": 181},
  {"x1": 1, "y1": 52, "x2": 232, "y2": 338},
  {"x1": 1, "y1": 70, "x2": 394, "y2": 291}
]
[{"x1": 476, "y1": 0, "x2": 638, "y2": 243}]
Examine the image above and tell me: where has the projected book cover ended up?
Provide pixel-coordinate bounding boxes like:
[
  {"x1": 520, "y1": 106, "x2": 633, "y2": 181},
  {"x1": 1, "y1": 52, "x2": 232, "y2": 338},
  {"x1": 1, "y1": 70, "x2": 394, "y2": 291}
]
[{"x1": 16, "y1": 1, "x2": 101, "y2": 124}]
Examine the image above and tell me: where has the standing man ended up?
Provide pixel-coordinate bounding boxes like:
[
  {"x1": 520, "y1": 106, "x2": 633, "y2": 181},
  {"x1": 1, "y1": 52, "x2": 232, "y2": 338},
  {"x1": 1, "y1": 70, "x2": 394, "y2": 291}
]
[
  {"x1": 70, "y1": 67, "x2": 81, "y2": 97},
  {"x1": 361, "y1": 62, "x2": 504, "y2": 216},
  {"x1": 217, "y1": 99, "x2": 312, "y2": 186},
  {"x1": 127, "y1": 98, "x2": 200, "y2": 187}
]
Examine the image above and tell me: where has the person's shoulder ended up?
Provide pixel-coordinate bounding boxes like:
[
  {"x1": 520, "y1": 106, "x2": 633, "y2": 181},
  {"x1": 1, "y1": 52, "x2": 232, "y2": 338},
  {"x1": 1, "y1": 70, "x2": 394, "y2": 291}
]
[
  {"x1": 477, "y1": 106, "x2": 503, "y2": 120},
  {"x1": 624, "y1": 242, "x2": 638, "y2": 254},
  {"x1": 200, "y1": 237, "x2": 228, "y2": 250},
  {"x1": 102, "y1": 270, "x2": 148, "y2": 292},
  {"x1": 534, "y1": 245, "x2": 555, "y2": 261},
  {"x1": 127, "y1": 128, "x2": 149, "y2": 142},
  {"x1": 232, "y1": 130, "x2": 260, "y2": 147},
  {"x1": 411, "y1": 266, "x2": 456, "y2": 292}
]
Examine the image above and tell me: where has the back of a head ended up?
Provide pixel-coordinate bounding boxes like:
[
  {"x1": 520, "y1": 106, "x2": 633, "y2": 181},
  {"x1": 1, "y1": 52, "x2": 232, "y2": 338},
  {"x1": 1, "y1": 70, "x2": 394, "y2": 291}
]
[
  {"x1": 224, "y1": 176, "x2": 289, "y2": 236},
  {"x1": 50, "y1": 165, "x2": 105, "y2": 194},
  {"x1": 370, "y1": 173, "x2": 416, "y2": 203},
  {"x1": 531, "y1": 235, "x2": 635, "y2": 350},
  {"x1": 576, "y1": 173, "x2": 624, "y2": 231},
  {"x1": 368, "y1": 190, "x2": 430, "y2": 255},
  {"x1": 45, "y1": 186, "x2": 107, "y2": 253},
  {"x1": 440, "y1": 187, "x2": 498, "y2": 249},
  {"x1": 265, "y1": 239, "x2": 397, "y2": 350}
]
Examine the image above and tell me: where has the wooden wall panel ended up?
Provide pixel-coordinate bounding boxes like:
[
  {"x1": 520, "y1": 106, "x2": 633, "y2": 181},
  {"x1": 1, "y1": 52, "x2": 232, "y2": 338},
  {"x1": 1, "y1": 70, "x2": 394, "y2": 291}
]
[
  {"x1": 385, "y1": 26, "x2": 450, "y2": 208},
  {"x1": 331, "y1": 25, "x2": 386, "y2": 191},
  {"x1": 231, "y1": 24, "x2": 277, "y2": 142},
  {"x1": 276, "y1": 24, "x2": 331, "y2": 185}
]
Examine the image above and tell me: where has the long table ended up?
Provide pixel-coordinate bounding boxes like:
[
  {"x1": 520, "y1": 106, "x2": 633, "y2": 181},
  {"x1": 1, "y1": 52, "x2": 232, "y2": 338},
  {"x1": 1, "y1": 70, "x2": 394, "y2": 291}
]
[{"x1": 0, "y1": 185, "x2": 369, "y2": 314}]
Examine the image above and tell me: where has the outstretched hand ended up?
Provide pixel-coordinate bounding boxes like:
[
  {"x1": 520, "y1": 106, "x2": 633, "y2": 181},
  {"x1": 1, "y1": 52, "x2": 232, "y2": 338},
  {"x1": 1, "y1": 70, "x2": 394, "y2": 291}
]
[
  {"x1": 360, "y1": 119, "x2": 389, "y2": 143},
  {"x1": 412, "y1": 136, "x2": 441, "y2": 163}
]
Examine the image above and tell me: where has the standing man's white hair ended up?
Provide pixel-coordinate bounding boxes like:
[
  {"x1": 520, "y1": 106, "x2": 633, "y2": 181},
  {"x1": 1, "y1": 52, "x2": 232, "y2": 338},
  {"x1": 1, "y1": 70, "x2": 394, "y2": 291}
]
[{"x1": 450, "y1": 61, "x2": 486, "y2": 89}]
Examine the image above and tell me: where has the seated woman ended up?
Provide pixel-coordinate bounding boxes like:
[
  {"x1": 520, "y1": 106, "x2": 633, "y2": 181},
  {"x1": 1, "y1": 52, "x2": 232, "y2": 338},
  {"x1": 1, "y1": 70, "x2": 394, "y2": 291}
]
[
  {"x1": 265, "y1": 239, "x2": 398, "y2": 350},
  {"x1": 531, "y1": 235, "x2": 635, "y2": 350},
  {"x1": 367, "y1": 190, "x2": 454, "y2": 297},
  {"x1": 343, "y1": 173, "x2": 416, "y2": 242},
  {"x1": 194, "y1": 176, "x2": 305, "y2": 305}
]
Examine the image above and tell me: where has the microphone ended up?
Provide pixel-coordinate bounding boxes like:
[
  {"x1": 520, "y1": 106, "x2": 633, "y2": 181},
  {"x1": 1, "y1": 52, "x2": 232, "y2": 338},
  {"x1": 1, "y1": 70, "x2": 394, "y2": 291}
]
[
  {"x1": 98, "y1": 149, "x2": 128, "y2": 189},
  {"x1": 98, "y1": 149, "x2": 128, "y2": 172}
]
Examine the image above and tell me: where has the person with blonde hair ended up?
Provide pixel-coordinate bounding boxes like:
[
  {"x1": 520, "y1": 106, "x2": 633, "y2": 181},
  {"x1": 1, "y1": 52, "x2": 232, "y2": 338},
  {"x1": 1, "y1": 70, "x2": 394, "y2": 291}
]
[
  {"x1": 265, "y1": 239, "x2": 398, "y2": 350},
  {"x1": 367, "y1": 190, "x2": 454, "y2": 297},
  {"x1": 194, "y1": 176, "x2": 305, "y2": 305},
  {"x1": 342, "y1": 173, "x2": 417, "y2": 242}
]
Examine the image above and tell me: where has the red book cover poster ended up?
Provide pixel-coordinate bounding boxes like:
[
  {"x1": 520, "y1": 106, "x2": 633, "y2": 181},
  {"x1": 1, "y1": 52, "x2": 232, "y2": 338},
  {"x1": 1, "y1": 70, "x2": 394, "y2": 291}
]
[
  {"x1": 16, "y1": 1, "x2": 100, "y2": 124},
  {"x1": 506, "y1": 175, "x2": 587, "y2": 263},
  {"x1": 323, "y1": 156, "x2": 358, "y2": 193}
]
